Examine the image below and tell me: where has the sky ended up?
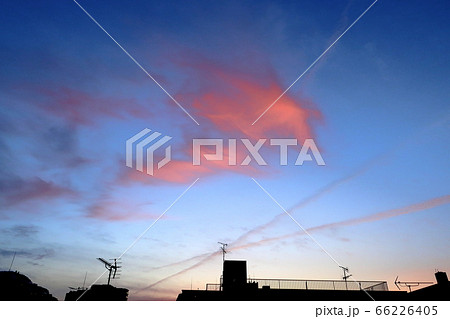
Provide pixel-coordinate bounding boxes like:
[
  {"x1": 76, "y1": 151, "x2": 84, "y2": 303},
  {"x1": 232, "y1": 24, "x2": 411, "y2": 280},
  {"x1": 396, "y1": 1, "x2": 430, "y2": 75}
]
[{"x1": 0, "y1": 0, "x2": 449, "y2": 301}]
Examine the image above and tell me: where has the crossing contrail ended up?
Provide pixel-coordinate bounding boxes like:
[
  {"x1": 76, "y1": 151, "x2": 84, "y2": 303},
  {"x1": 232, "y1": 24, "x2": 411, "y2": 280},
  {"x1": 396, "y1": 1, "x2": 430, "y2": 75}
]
[{"x1": 232, "y1": 155, "x2": 384, "y2": 246}]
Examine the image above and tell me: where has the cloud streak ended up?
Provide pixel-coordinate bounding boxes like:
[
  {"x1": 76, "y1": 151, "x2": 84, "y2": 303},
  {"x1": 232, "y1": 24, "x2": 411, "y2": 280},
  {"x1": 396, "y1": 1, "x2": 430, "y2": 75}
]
[
  {"x1": 0, "y1": 176, "x2": 77, "y2": 209},
  {"x1": 0, "y1": 248, "x2": 55, "y2": 261},
  {"x1": 3, "y1": 225, "x2": 39, "y2": 238},
  {"x1": 35, "y1": 86, "x2": 150, "y2": 126},
  {"x1": 86, "y1": 197, "x2": 165, "y2": 221}
]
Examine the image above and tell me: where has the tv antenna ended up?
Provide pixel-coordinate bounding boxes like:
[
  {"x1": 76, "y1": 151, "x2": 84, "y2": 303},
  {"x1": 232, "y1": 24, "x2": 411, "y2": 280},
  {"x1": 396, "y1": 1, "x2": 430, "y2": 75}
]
[
  {"x1": 218, "y1": 242, "x2": 228, "y2": 262},
  {"x1": 394, "y1": 276, "x2": 433, "y2": 292},
  {"x1": 8, "y1": 251, "x2": 16, "y2": 271},
  {"x1": 97, "y1": 258, "x2": 121, "y2": 285},
  {"x1": 340, "y1": 266, "x2": 352, "y2": 290}
]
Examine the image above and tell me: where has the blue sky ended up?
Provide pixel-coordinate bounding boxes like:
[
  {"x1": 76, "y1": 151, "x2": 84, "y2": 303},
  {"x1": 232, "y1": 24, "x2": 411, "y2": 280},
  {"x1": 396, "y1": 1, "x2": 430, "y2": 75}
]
[{"x1": 0, "y1": 0, "x2": 449, "y2": 300}]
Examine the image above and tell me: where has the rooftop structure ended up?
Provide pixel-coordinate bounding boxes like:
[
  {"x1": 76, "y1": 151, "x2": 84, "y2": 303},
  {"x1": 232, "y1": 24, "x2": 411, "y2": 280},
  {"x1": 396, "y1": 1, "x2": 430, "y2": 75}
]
[{"x1": 177, "y1": 260, "x2": 449, "y2": 301}]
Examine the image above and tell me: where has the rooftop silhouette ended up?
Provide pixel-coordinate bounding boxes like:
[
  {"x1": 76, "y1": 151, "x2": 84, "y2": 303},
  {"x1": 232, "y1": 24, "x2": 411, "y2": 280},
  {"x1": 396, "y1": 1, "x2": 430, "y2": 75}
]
[
  {"x1": 64, "y1": 284, "x2": 128, "y2": 301},
  {"x1": 0, "y1": 271, "x2": 57, "y2": 301},
  {"x1": 1, "y1": 261, "x2": 448, "y2": 301},
  {"x1": 176, "y1": 260, "x2": 450, "y2": 301}
]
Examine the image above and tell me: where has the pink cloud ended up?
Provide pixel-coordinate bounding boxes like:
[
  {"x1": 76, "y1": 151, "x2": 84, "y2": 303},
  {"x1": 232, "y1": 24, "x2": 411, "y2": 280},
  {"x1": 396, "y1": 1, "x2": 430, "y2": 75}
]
[
  {"x1": 173, "y1": 55, "x2": 322, "y2": 141},
  {"x1": 121, "y1": 159, "x2": 211, "y2": 184},
  {"x1": 119, "y1": 142, "x2": 272, "y2": 185},
  {"x1": 86, "y1": 198, "x2": 164, "y2": 221},
  {"x1": 120, "y1": 56, "x2": 321, "y2": 184}
]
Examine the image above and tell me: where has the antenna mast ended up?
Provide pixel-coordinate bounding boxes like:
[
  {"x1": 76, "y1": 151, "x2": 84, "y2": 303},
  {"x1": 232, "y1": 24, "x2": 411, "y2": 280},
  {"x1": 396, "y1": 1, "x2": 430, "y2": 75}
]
[
  {"x1": 97, "y1": 258, "x2": 121, "y2": 285},
  {"x1": 82, "y1": 272, "x2": 88, "y2": 289},
  {"x1": 394, "y1": 276, "x2": 433, "y2": 292},
  {"x1": 218, "y1": 242, "x2": 228, "y2": 262},
  {"x1": 340, "y1": 266, "x2": 352, "y2": 290},
  {"x1": 8, "y1": 252, "x2": 16, "y2": 271}
]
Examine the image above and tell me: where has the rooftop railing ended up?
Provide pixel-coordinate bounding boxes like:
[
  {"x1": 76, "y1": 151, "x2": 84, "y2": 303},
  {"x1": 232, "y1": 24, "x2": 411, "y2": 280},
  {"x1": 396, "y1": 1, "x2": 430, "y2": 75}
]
[
  {"x1": 248, "y1": 278, "x2": 388, "y2": 291},
  {"x1": 205, "y1": 278, "x2": 388, "y2": 291}
]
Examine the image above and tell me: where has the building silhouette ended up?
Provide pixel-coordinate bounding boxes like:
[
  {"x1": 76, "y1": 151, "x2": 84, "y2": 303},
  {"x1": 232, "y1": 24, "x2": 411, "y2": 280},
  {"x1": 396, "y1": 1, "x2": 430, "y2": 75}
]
[
  {"x1": 64, "y1": 285, "x2": 128, "y2": 301},
  {"x1": 0, "y1": 271, "x2": 57, "y2": 301},
  {"x1": 0, "y1": 271, "x2": 128, "y2": 301},
  {"x1": 64, "y1": 256, "x2": 128, "y2": 300},
  {"x1": 408, "y1": 271, "x2": 450, "y2": 300},
  {"x1": 177, "y1": 260, "x2": 450, "y2": 301}
]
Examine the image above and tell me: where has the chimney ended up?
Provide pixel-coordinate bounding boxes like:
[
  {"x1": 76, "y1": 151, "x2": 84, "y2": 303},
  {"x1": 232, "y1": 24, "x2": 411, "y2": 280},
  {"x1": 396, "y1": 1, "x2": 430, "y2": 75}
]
[{"x1": 435, "y1": 271, "x2": 448, "y2": 285}]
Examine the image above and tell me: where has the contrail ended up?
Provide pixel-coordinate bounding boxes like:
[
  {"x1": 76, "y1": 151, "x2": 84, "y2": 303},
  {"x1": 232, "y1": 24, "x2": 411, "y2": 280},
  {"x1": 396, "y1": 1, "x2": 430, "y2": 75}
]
[
  {"x1": 232, "y1": 154, "x2": 385, "y2": 246},
  {"x1": 134, "y1": 194, "x2": 450, "y2": 294},
  {"x1": 232, "y1": 194, "x2": 450, "y2": 250},
  {"x1": 149, "y1": 252, "x2": 212, "y2": 270},
  {"x1": 133, "y1": 251, "x2": 221, "y2": 294}
]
